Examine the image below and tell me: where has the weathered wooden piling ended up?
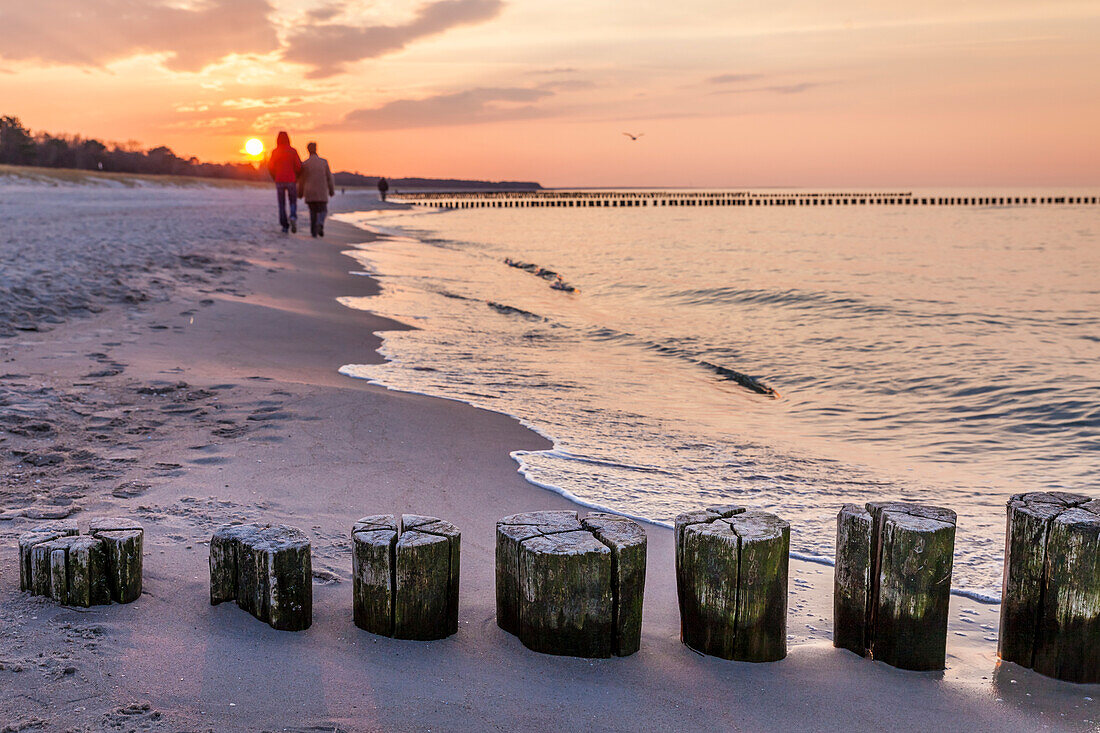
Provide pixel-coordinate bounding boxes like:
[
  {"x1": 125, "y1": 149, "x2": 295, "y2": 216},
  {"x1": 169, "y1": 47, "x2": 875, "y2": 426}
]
[
  {"x1": 675, "y1": 507, "x2": 789, "y2": 662},
  {"x1": 18, "y1": 522, "x2": 77, "y2": 592},
  {"x1": 19, "y1": 519, "x2": 142, "y2": 607},
  {"x1": 352, "y1": 514, "x2": 461, "y2": 641},
  {"x1": 209, "y1": 523, "x2": 312, "y2": 631},
  {"x1": 582, "y1": 513, "x2": 647, "y2": 656},
  {"x1": 833, "y1": 502, "x2": 956, "y2": 671},
  {"x1": 999, "y1": 492, "x2": 1100, "y2": 683},
  {"x1": 90, "y1": 518, "x2": 145, "y2": 604},
  {"x1": 834, "y1": 505, "x2": 872, "y2": 656},
  {"x1": 65, "y1": 535, "x2": 112, "y2": 607},
  {"x1": 351, "y1": 515, "x2": 397, "y2": 636},
  {"x1": 496, "y1": 510, "x2": 647, "y2": 657}
]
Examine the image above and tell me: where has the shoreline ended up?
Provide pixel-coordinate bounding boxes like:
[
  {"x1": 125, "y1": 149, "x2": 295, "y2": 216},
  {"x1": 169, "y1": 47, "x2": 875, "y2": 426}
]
[
  {"x1": 330, "y1": 207, "x2": 1007, "y2": 606},
  {"x1": 0, "y1": 186, "x2": 1094, "y2": 730}
]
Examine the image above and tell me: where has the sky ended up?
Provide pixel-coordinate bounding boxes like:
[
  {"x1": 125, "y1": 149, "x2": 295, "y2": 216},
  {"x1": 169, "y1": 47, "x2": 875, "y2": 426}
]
[{"x1": 1, "y1": 0, "x2": 1098, "y2": 187}]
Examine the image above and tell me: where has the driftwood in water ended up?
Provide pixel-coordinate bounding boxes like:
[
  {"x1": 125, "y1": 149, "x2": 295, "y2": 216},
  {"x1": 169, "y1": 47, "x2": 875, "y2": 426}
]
[
  {"x1": 352, "y1": 514, "x2": 461, "y2": 640},
  {"x1": 833, "y1": 502, "x2": 956, "y2": 671},
  {"x1": 209, "y1": 523, "x2": 312, "y2": 631},
  {"x1": 675, "y1": 507, "x2": 788, "y2": 662},
  {"x1": 998, "y1": 492, "x2": 1100, "y2": 683},
  {"x1": 496, "y1": 510, "x2": 647, "y2": 658},
  {"x1": 18, "y1": 519, "x2": 142, "y2": 607}
]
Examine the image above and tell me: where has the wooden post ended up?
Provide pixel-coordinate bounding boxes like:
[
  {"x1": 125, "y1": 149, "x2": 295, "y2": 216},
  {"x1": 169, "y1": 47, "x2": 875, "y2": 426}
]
[
  {"x1": 66, "y1": 535, "x2": 111, "y2": 607},
  {"x1": 582, "y1": 513, "x2": 647, "y2": 656},
  {"x1": 352, "y1": 514, "x2": 461, "y2": 640},
  {"x1": 91, "y1": 518, "x2": 144, "y2": 604},
  {"x1": 496, "y1": 511, "x2": 582, "y2": 634},
  {"x1": 259, "y1": 526, "x2": 313, "y2": 631},
  {"x1": 998, "y1": 492, "x2": 1100, "y2": 682},
  {"x1": 834, "y1": 502, "x2": 956, "y2": 671},
  {"x1": 209, "y1": 523, "x2": 312, "y2": 631},
  {"x1": 834, "y1": 504, "x2": 872, "y2": 656},
  {"x1": 20, "y1": 520, "x2": 141, "y2": 606},
  {"x1": 352, "y1": 515, "x2": 397, "y2": 637},
  {"x1": 675, "y1": 507, "x2": 788, "y2": 662},
  {"x1": 496, "y1": 511, "x2": 647, "y2": 657},
  {"x1": 18, "y1": 523, "x2": 77, "y2": 592},
  {"x1": 871, "y1": 507, "x2": 955, "y2": 670},
  {"x1": 209, "y1": 523, "x2": 262, "y2": 605},
  {"x1": 518, "y1": 530, "x2": 614, "y2": 657},
  {"x1": 1000, "y1": 492, "x2": 1088, "y2": 666}
]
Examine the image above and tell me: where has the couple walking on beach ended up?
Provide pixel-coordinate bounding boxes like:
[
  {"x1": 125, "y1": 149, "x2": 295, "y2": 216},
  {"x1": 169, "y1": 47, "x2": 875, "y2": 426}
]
[{"x1": 267, "y1": 131, "x2": 335, "y2": 238}]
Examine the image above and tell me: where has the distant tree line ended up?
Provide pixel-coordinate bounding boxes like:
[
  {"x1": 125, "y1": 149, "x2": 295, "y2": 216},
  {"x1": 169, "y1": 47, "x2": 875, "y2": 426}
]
[
  {"x1": 1, "y1": 115, "x2": 544, "y2": 189},
  {"x1": 0, "y1": 115, "x2": 265, "y2": 181}
]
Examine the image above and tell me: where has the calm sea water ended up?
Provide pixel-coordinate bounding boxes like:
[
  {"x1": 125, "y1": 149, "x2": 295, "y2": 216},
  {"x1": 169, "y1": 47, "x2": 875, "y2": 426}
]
[{"x1": 335, "y1": 190, "x2": 1100, "y2": 599}]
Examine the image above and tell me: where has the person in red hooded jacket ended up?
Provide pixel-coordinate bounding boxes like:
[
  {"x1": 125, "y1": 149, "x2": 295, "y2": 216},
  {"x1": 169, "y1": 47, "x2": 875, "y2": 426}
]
[{"x1": 267, "y1": 131, "x2": 302, "y2": 233}]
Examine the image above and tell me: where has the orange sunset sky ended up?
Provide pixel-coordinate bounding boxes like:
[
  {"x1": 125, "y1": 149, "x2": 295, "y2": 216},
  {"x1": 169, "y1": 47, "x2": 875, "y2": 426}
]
[{"x1": 1, "y1": 0, "x2": 1098, "y2": 187}]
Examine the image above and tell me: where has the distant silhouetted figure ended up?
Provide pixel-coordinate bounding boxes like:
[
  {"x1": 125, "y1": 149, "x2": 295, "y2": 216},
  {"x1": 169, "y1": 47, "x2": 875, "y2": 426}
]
[
  {"x1": 298, "y1": 142, "x2": 336, "y2": 238},
  {"x1": 268, "y1": 131, "x2": 302, "y2": 233},
  {"x1": 377, "y1": 177, "x2": 389, "y2": 202},
  {"x1": 622, "y1": 132, "x2": 644, "y2": 141}
]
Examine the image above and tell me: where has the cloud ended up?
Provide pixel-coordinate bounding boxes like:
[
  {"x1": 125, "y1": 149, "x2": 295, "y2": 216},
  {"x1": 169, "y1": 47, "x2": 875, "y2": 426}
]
[
  {"x1": 165, "y1": 116, "x2": 240, "y2": 130},
  {"x1": 284, "y1": 0, "x2": 505, "y2": 78},
  {"x1": 537, "y1": 79, "x2": 596, "y2": 92},
  {"x1": 305, "y1": 3, "x2": 344, "y2": 23},
  {"x1": 712, "y1": 82, "x2": 824, "y2": 95},
  {"x1": 0, "y1": 0, "x2": 279, "y2": 71},
  {"x1": 324, "y1": 87, "x2": 554, "y2": 130},
  {"x1": 707, "y1": 73, "x2": 764, "y2": 84},
  {"x1": 529, "y1": 67, "x2": 579, "y2": 75}
]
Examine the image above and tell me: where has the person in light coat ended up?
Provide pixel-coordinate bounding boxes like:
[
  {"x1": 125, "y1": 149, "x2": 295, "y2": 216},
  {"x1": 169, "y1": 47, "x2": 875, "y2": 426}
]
[{"x1": 297, "y1": 142, "x2": 336, "y2": 238}]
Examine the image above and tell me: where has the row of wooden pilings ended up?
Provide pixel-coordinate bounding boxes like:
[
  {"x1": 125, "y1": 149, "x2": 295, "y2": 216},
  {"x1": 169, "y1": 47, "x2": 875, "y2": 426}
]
[
  {"x1": 391, "y1": 191, "x2": 1100, "y2": 209},
  {"x1": 14, "y1": 494, "x2": 1099, "y2": 683}
]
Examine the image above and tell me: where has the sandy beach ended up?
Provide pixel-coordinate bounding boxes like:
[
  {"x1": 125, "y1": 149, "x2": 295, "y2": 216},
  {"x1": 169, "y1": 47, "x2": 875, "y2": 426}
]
[{"x1": 1, "y1": 177, "x2": 1095, "y2": 731}]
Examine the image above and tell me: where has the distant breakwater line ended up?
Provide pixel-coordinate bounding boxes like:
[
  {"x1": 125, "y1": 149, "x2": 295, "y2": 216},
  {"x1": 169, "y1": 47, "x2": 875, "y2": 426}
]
[{"x1": 390, "y1": 190, "x2": 1099, "y2": 209}]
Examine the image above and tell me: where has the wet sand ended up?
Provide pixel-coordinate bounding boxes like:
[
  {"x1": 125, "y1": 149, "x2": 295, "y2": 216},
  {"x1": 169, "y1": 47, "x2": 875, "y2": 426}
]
[{"x1": 0, "y1": 182, "x2": 1094, "y2": 731}]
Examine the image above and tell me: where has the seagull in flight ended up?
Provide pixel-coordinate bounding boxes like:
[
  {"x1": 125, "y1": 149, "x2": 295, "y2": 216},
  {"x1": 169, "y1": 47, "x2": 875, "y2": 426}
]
[{"x1": 622, "y1": 132, "x2": 645, "y2": 141}]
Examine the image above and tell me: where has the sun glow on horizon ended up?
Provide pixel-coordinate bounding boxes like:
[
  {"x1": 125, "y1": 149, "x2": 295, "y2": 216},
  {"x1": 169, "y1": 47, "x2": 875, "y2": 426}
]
[{"x1": 244, "y1": 138, "x2": 264, "y2": 156}]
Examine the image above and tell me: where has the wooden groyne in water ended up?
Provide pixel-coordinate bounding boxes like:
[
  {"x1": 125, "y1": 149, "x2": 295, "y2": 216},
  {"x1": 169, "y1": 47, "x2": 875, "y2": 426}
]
[{"x1": 390, "y1": 190, "x2": 1099, "y2": 209}]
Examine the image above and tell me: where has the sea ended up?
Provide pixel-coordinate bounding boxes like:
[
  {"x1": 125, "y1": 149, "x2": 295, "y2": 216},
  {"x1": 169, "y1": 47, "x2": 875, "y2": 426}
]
[{"x1": 334, "y1": 189, "x2": 1100, "y2": 601}]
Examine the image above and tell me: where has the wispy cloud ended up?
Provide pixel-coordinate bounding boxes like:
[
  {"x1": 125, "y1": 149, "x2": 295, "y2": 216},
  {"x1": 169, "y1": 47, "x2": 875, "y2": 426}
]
[
  {"x1": 707, "y1": 73, "x2": 764, "y2": 84},
  {"x1": 0, "y1": 0, "x2": 279, "y2": 71},
  {"x1": 529, "y1": 67, "x2": 580, "y2": 75},
  {"x1": 712, "y1": 82, "x2": 824, "y2": 95},
  {"x1": 283, "y1": 0, "x2": 506, "y2": 78},
  {"x1": 324, "y1": 86, "x2": 555, "y2": 130}
]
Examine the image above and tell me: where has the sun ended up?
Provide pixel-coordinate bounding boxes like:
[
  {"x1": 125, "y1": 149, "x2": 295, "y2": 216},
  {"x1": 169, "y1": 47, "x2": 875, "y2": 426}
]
[{"x1": 244, "y1": 138, "x2": 264, "y2": 156}]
